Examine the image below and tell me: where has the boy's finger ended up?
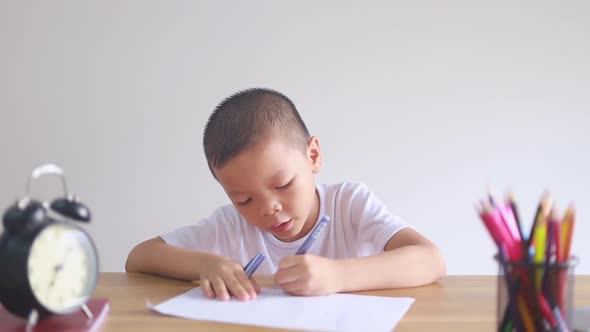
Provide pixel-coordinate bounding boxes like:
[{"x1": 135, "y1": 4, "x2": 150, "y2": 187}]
[
  {"x1": 274, "y1": 267, "x2": 300, "y2": 286},
  {"x1": 225, "y1": 275, "x2": 250, "y2": 301},
  {"x1": 251, "y1": 278, "x2": 262, "y2": 293},
  {"x1": 200, "y1": 278, "x2": 215, "y2": 298},
  {"x1": 235, "y1": 272, "x2": 257, "y2": 299},
  {"x1": 278, "y1": 255, "x2": 300, "y2": 269},
  {"x1": 210, "y1": 276, "x2": 230, "y2": 301},
  {"x1": 279, "y1": 278, "x2": 310, "y2": 296}
]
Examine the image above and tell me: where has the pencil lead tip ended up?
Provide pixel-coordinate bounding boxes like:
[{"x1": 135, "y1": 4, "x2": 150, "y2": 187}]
[
  {"x1": 474, "y1": 202, "x2": 482, "y2": 213},
  {"x1": 550, "y1": 208, "x2": 560, "y2": 221},
  {"x1": 507, "y1": 191, "x2": 517, "y2": 203},
  {"x1": 541, "y1": 192, "x2": 553, "y2": 208}
]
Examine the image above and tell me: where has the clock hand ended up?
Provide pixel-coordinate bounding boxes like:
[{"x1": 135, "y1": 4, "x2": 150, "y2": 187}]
[
  {"x1": 48, "y1": 247, "x2": 72, "y2": 289},
  {"x1": 48, "y1": 263, "x2": 64, "y2": 289}
]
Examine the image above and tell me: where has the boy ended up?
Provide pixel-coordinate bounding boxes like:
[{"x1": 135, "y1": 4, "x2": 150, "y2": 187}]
[{"x1": 126, "y1": 88, "x2": 446, "y2": 301}]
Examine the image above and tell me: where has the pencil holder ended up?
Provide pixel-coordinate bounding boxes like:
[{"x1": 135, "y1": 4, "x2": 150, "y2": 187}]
[{"x1": 495, "y1": 255, "x2": 578, "y2": 332}]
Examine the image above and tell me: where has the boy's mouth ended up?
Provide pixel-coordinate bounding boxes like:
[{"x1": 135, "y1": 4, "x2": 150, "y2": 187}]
[{"x1": 270, "y1": 219, "x2": 293, "y2": 233}]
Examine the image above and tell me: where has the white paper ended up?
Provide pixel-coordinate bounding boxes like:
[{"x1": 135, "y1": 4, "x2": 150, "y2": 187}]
[{"x1": 150, "y1": 287, "x2": 414, "y2": 332}]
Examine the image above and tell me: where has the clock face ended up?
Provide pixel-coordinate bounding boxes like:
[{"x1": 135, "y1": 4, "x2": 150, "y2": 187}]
[{"x1": 27, "y1": 223, "x2": 98, "y2": 314}]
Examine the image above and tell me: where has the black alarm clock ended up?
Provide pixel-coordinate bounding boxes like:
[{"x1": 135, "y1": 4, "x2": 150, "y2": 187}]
[{"x1": 0, "y1": 164, "x2": 99, "y2": 329}]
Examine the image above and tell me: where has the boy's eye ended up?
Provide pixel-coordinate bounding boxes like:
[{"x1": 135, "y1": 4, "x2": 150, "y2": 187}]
[
  {"x1": 276, "y1": 179, "x2": 294, "y2": 190},
  {"x1": 236, "y1": 198, "x2": 251, "y2": 206}
]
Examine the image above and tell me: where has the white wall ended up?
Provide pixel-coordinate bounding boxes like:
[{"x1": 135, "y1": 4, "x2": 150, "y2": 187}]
[{"x1": 1, "y1": 1, "x2": 589, "y2": 274}]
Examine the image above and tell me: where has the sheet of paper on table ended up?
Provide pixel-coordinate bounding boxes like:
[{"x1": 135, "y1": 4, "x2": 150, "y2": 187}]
[{"x1": 150, "y1": 287, "x2": 414, "y2": 332}]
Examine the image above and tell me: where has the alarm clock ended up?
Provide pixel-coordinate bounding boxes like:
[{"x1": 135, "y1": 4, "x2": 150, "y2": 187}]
[{"x1": 0, "y1": 164, "x2": 99, "y2": 329}]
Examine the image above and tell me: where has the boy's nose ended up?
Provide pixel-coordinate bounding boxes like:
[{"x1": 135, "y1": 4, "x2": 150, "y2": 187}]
[{"x1": 259, "y1": 200, "x2": 281, "y2": 216}]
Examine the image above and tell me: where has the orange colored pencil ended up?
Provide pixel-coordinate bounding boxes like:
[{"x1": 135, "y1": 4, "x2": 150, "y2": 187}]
[
  {"x1": 517, "y1": 294, "x2": 535, "y2": 332},
  {"x1": 562, "y1": 204, "x2": 576, "y2": 259}
]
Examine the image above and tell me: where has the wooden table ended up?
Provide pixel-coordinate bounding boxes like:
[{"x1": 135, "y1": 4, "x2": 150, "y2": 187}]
[{"x1": 95, "y1": 273, "x2": 590, "y2": 332}]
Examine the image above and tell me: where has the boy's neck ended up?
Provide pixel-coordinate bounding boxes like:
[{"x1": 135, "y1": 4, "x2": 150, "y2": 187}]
[{"x1": 297, "y1": 188, "x2": 321, "y2": 241}]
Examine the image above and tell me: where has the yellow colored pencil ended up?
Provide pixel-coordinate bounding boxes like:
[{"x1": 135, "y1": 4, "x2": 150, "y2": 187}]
[{"x1": 533, "y1": 217, "x2": 548, "y2": 289}]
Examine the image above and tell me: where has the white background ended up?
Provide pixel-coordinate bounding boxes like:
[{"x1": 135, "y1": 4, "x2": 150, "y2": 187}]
[{"x1": 1, "y1": 1, "x2": 588, "y2": 274}]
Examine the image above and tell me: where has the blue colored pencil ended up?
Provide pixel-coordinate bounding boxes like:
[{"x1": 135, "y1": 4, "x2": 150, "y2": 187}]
[
  {"x1": 243, "y1": 252, "x2": 265, "y2": 278},
  {"x1": 296, "y1": 216, "x2": 330, "y2": 255}
]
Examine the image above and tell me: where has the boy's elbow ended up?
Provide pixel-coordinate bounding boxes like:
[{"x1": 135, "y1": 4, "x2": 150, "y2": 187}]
[
  {"x1": 124, "y1": 260, "x2": 133, "y2": 273},
  {"x1": 429, "y1": 244, "x2": 447, "y2": 282},
  {"x1": 125, "y1": 246, "x2": 140, "y2": 273},
  {"x1": 434, "y1": 259, "x2": 447, "y2": 282},
  {"x1": 125, "y1": 237, "x2": 165, "y2": 273}
]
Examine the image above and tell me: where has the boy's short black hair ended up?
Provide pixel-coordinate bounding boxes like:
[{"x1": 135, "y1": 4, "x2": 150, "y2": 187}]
[{"x1": 203, "y1": 88, "x2": 311, "y2": 174}]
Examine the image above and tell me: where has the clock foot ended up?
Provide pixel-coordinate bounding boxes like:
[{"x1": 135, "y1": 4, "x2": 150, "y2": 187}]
[
  {"x1": 82, "y1": 303, "x2": 94, "y2": 320},
  {"x1": 25, "y1": 309, "x2": 39, "y2": 332}
]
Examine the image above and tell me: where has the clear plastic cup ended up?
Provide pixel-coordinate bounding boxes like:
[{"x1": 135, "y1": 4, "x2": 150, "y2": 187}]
[{"x1": 495, "y1": 255, "x2": 578, "y2": 332}]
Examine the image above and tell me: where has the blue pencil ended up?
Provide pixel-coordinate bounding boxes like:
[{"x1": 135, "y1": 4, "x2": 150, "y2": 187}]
[
  {"x1": 296, "y1": 215, "x2": 330, "y2": 255},
  {"x1": 243, "y1": 252, "x2": 265, "y2": 278}
]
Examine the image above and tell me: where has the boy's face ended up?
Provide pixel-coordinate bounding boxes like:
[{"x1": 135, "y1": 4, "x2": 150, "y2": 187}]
[{"x1": 214, "y1": 136, "x2": 322, "y2": 242}]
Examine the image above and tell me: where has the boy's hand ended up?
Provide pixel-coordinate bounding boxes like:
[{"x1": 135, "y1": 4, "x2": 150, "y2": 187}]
[
  {"x1": 199, "y1": 255, "x2": 261, "y2": 301},
  {"x1": 274, "y1": 255, "x2": 341, "y2": 296}
]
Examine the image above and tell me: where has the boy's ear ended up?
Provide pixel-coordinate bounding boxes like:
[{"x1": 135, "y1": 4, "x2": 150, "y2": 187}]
[{"x1": 307, "y1": 136, "x2": 322, "y2": 174}]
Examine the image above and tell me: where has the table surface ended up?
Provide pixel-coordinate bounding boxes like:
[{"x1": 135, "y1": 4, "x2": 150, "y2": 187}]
[{"x1": 94, "y1": 273, "x2": 590, "y2": 332}]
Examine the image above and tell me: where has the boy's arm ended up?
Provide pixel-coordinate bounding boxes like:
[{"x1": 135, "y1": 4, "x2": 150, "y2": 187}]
[
  {"x1": 336, "y1": 227, "x2": 446, "y2": 292},
  {"x1": 275, "y1": 228, "x2": 446, "y2": 295},
  {"x1": 125, "y1": 237, "x2": 215, "y2": 281},
  {"x1": 126, "y1": 237, "x2": 260, "y2": 301}
]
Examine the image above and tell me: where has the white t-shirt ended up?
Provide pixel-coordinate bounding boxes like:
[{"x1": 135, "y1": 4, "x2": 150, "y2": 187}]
[{"x1": 160, "y1": 181, "x2": 409, "y2": 274}]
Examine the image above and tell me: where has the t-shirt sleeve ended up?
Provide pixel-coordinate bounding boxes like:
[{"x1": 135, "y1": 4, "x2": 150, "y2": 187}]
[
  {"x1": 159, "y1": 207, "x2": 232, "y2": 255},
  {"x1": 348, "y1": 182, "x2": 410, "y2": 253}
]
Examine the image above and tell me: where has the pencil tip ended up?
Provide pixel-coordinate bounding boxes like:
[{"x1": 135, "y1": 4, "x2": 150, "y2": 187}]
[
  {"x1": 474, "y1": 202, "x2": 482, "y2": 213},
  {"x1": 507, "y1": 191, "x2": 516, "y2": 202},
  {"x1": 541, "y1": 192, "x2": 553, "y2": 206},
  {"x1": 570, "y1": 203, "x2": 577, "y2": 214},
  {"x1": 486, "y1": 186, "x2": 497, "y2": 205}
]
